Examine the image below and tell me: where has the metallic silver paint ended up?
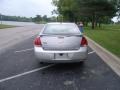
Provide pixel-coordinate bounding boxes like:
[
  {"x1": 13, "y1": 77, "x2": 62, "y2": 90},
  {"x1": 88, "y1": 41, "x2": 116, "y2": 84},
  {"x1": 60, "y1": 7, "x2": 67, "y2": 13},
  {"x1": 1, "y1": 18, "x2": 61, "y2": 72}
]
[{"x1": 34, "y1": 23, "x2": 88, "y2": 63}]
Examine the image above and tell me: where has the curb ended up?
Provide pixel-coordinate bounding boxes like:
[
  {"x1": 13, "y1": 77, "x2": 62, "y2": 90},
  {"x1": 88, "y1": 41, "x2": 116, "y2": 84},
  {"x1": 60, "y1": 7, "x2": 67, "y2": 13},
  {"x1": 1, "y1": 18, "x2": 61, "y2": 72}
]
[{"x1": 86, "y1": 36, "x2": 120, "y2": 76}]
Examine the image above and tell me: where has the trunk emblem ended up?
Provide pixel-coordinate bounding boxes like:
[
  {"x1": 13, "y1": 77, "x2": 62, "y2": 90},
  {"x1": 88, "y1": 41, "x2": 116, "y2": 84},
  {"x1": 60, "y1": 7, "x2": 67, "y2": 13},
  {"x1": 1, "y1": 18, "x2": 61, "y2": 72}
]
[
  {"x1": 58, "y1": 36, "x2": 64, "y2": 39},
  {"x1": 43, "y1": 42, "x2": 47, "y2": 44}
]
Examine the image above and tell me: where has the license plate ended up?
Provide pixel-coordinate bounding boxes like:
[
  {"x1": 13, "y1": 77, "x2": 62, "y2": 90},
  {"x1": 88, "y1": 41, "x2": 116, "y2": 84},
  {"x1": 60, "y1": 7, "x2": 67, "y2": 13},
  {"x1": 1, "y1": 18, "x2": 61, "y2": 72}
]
[{"x1": 54, "y1": 53, "x2": 68, "y2": 59}]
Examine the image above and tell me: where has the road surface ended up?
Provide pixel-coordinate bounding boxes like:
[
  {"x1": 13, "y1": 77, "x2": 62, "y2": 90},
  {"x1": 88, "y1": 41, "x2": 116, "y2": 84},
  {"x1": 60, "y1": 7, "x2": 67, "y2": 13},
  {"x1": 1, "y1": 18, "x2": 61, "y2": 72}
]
[
  {"x1": 0, "y1": 25, "x2": 43, "y2": 54},
  {"x1": 0, "y1": 25, "x2": 120, "y2": 90}
]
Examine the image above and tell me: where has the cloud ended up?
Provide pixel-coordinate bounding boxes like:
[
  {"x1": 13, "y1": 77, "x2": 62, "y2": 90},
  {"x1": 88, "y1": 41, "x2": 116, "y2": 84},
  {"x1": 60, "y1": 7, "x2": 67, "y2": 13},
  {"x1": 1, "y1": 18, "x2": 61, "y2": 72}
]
[{"x1": 0, "y1": 0, "x2": 55, "y2": 17}]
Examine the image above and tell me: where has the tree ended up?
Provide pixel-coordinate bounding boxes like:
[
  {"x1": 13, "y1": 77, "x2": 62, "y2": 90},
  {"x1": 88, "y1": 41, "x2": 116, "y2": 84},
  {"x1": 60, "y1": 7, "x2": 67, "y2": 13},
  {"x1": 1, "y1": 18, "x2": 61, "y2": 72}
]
[
  {"x1": 33, "y1": 15, "x2": 42, "y2": 22},
  {"x1": 42, "y1": 15, "x2": 48, "y2": 22},
  {"x1": 0, "y1": 14, "x2": 32, "y2": 22},
  {"x1": 53, "y1": 0, "x2": 79, "y2": 22},
  {"x1": 52, "y1": 0, "x2": 119, "y2": 29},
  {"x1": 77, "y1": 0, "x2": 118, "y2": 29}
]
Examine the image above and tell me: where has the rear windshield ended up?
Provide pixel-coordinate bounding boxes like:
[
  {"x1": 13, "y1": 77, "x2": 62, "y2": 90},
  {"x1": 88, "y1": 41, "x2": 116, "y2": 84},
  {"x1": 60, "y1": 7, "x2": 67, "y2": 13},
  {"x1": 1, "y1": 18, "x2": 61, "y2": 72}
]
[{"x1": 43, "y1": 24, "x2": 80, "y2": 35}]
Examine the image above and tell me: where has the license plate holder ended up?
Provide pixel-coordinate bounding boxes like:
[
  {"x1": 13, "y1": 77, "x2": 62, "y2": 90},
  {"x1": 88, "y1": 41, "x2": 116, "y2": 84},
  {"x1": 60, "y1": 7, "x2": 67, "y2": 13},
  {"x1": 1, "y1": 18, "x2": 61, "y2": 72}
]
[{"x1": 54, "y1": 53, "x2": 68, "y2": 59}]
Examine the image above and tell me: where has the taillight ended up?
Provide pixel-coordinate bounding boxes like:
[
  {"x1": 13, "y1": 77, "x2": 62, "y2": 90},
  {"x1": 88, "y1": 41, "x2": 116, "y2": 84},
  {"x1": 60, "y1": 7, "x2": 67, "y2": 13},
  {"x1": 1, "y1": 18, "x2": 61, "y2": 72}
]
[
  {"x1": 80, "y1": 37, "x2": 88, "y2": 46},
  {"x1": 34, "y1": 36, "x2": 42, "y2": 47}
]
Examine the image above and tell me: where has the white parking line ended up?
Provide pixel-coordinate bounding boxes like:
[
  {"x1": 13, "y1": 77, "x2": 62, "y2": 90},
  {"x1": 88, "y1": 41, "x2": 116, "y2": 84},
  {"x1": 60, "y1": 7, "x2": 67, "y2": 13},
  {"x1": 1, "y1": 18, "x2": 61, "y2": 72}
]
[
  {"x1": 88, "y1": 51, "x2": 95, "y2": 54},
  {"x1": 15, "y1": 48, "x2": 34, "y2": 53},
  {"x1": 0, "y1": 64, "x2": 55, "y2": 83}
]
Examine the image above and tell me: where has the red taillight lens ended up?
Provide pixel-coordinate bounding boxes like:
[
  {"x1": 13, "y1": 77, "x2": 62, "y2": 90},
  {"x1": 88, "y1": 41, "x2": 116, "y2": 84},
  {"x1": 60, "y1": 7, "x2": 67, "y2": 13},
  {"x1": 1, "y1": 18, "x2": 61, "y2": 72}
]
[
  {"x1": 34, "y1": 37, "x2": 42, "y2": 47},
  {"x1": 80, "y1": 37, "x2": 88, "y2": 46}
]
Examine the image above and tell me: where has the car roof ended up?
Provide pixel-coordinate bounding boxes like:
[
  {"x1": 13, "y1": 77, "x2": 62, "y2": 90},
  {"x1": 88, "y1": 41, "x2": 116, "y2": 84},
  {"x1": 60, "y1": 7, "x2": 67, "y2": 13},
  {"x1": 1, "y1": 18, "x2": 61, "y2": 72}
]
[{"x1": 46, "y1": 22, "x2": 76, "y2": 25}]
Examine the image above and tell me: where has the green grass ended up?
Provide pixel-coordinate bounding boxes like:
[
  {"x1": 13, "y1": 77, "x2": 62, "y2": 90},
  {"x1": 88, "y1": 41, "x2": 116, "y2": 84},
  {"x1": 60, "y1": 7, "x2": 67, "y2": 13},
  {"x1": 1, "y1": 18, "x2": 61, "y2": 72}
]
[
  {"x1": 84, "y1": 24, "x2": 120, "y2": 57},
  {"x1": 0, "y1": 24, "x2": 16, "y2": 29}
]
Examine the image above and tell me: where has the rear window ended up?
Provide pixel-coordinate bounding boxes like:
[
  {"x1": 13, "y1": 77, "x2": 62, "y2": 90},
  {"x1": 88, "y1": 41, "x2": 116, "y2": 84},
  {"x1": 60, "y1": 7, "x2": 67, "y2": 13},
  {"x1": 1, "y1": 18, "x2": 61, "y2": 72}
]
[{"x1": 43, "y1": 24, "x2": 80, "y2": 35}]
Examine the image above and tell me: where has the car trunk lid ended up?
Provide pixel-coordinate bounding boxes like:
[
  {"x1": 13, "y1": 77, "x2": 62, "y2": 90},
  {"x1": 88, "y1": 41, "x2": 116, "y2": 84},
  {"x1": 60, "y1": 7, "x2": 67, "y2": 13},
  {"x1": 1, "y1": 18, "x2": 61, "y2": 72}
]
[{"x1": 40, "y1": 35, "x2": 82, "y2": 51}]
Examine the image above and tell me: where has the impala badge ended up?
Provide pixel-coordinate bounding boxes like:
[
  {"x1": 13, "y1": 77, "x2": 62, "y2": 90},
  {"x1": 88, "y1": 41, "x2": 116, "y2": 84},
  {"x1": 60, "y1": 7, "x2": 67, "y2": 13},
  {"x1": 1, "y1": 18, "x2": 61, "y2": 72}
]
[{"x1": 43, "y1": 42, "x2": 47, "y2": 44}]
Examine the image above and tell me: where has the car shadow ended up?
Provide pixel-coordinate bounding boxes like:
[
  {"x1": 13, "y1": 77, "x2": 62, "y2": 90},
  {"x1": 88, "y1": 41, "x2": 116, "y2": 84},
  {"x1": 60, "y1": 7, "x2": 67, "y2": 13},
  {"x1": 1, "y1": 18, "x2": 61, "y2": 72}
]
[
  {"x1": 53, "y1": 62, "x2": 84, "y2": 70},
  {"x1": 40, "y1": 62, "x2": 86, "y2": 75}
]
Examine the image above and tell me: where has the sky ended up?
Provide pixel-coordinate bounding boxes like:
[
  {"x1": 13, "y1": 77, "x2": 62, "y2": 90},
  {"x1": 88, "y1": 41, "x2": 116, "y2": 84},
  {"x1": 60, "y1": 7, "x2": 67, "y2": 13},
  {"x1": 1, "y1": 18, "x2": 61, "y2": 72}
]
[
  {"x1": 0, "y1": 0, "x2": 56, "y2": 17},
  {"x1": 112, "y1": 16, "x2": 120, "y2": 22}
]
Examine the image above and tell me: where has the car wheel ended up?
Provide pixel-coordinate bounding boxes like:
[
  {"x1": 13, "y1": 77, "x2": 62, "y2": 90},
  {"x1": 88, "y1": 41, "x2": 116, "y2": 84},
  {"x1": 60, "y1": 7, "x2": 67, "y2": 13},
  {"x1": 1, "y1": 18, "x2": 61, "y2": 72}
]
[
  {"x1": 80, "y1": 60, "x2": 84, "y2": 63},
  {"x1": 40, "y1": 62, "x2": 44, "y2": 64}
]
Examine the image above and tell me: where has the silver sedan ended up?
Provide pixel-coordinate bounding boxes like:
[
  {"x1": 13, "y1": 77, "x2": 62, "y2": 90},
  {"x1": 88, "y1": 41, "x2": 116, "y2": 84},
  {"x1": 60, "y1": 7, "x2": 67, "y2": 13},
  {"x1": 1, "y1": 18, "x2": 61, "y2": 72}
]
[{"x1": 34, "y1": 23, "x2": 88, "y2": 63}]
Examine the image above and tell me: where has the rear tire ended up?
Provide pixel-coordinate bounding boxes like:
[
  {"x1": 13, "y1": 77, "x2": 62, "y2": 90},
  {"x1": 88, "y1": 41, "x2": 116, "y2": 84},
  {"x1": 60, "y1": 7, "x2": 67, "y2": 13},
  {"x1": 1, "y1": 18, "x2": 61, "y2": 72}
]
[
  {"x1": 35, "y1": 58, "x2": 44, "y2": 64},
  {"x1": 80, "y1": 61, "x2": 84, "y2": 64},
  {"x1": 40, "y1": 62, "x2": 44, "y2": 64}
]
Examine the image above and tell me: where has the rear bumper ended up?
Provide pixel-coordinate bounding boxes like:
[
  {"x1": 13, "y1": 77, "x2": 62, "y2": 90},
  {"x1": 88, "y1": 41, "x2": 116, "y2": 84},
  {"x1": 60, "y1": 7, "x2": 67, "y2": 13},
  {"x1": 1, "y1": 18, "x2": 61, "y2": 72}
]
[{"x1": 34, "y1": 47, "x2": 88, "y2": 63}]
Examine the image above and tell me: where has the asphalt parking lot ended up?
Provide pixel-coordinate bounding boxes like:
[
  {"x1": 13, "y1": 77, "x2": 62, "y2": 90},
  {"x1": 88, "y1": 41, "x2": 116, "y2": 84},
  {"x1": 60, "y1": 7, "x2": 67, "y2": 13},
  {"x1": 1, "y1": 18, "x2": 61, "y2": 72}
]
[{"x1": 0, "y1": 35, "x2": 120, "y2": 90}]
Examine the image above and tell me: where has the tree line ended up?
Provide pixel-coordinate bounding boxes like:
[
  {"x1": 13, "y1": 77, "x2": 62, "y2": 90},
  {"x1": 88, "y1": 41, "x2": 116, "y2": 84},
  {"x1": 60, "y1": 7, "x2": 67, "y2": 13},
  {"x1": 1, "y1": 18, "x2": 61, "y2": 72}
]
[
  {"x1": 32, "y1": 15, "x2": 57, "y2": 23},
  {"x1": 0, "y1": 14, "x2": 57, "y2": 23},
  {"x1": 0, "y1": 14, "x2": 32, "y2": 22},
  {"x1": 52, "y1": 0, "x2": 120, "y2": 29}
]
